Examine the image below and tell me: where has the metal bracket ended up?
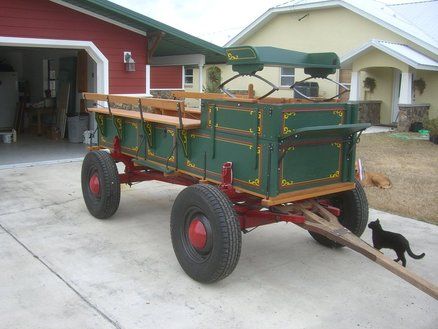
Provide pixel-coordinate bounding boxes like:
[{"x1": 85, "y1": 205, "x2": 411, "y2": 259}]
[
  {"x1": 253, "y1": 108, "x2": 260, "y2": 169},
  {"x1": 210, "y1": 106, "x2": 217, "y2": 159},
  {"x1": 219, "y1": 74, "x2": 279, "y2": 100},
  {"x1": 95, "y1": 113, "x2": 106, "y2": 136},
  {"x1": 107, "y1": 96, "x2": 123, "y2": 140},
  {"x1": 138, "y1": 99, "x2": 154, "y2": 149}
]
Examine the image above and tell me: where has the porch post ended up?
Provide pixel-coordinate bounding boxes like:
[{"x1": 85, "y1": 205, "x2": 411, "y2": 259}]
[
  {"x1": 398, "y1": 72, "x2": 413, "y2": 104},
  {"x1": 145, "y1": 64, "x2": 151, "y2": 95},
  {"x1": 349, "y1": 71, "x2": 360, "y2": 101},
  {"x1": 198, "y1": 65, "x2": 203, "y2": 93}
]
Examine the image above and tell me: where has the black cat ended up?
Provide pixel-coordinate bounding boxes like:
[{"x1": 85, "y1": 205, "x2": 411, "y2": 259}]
[{"x1": 368, "y1": 219, "x2": 425, "y2": 267}]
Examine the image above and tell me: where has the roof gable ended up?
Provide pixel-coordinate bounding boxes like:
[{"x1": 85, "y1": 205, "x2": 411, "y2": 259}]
[
  {"x1": 341, "y1": 39, "x2": 438, "y2": 71},
  {"x1": 225, "y1": 0, "x2": 438, "y2": 55}
]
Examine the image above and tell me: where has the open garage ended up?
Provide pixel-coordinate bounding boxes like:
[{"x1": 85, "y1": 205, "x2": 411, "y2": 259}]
[{"x1": 0, "y1": 0, "x2": 225, "y2": 167}]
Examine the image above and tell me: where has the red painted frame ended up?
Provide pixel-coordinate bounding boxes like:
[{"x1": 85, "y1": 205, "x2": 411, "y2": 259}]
[{"x1": 108, "y1": 137, "x2": 340, "y2": 231}]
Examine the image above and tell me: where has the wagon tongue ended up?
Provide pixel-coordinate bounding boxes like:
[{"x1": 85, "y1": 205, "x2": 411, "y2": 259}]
[{"x1": 289, "y1": 200, "x2": 438, "y2": 300}]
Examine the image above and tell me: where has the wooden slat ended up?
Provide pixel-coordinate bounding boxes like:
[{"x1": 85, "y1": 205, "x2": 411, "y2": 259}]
[
  {"x1": 83, "y1": 93, "x2": 184, "y2": 112},
  {"x1": 184, "y1": 107, "x2": 201, "y2": 114},
  {"x1": 171, "y1": 91, "x2": 257, "y2": 103},
  {"x1": 83, "y1": 92, "x2": 108, "y2": 102},
  {"x1": 87, "y1": 107, "x2": 200, "y2": 129},
  {"x1": 261, "y1": 182, "x2": 355, "y2": 206}
]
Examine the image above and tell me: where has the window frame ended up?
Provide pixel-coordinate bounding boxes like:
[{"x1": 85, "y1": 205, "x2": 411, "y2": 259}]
[
  {"x1": 184, "y1": 67, "x2": 194, "y2": 87},
  {"x1": 279, "y1": 67, "x2": 295, "y2": 88}
]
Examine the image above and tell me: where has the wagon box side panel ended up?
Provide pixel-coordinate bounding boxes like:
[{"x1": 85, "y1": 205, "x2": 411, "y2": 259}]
[
  {"x1": 178, "y1": 131, "x2": 269, "y2": 196},
  {"x1": 97, "y1": 114, "x2": 140, "y2": 156}
]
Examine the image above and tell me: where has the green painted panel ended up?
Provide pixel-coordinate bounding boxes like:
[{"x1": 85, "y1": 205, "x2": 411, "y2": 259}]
[
  {"x1": 180, "y1": 132, "x2": 264, "y2": 193},
  {"x1": 214, "y1": 105, "x2": 259, "y2": 136},
  {"x1": 119, "y1": 119, "x2": 140, "y2": 155},
  {"x1": 146, "y1": 125, "x2": 176, "y2": 166},
  {"x1": 281, "y1": 107, "x2": 345, "y2": 136},
  {"x1": 279, "y1": 142, "x2": 342, "y2": 191}
]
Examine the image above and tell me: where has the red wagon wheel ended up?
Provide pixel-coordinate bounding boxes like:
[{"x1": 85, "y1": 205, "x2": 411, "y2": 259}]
[
  {"x1": 309, "y1": 178, "x2": 369, "y2": 248},
  {"x1": 81, "y1": 151, "x2": 121, "y2": 219},
  {"x1": 171, "y1": 184, "x2": 241, "y2": 283}
]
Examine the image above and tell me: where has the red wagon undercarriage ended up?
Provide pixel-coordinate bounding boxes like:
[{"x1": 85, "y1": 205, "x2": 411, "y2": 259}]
[
  {"x1": 83, "y1": 138, "x2": 438, "y2": 299},
  {"x1": 103, "y1": 137, "x2": 342, "y2": 233}
]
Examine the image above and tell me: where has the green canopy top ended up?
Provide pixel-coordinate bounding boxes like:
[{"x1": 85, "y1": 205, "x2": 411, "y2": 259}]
[{"x1": 225, "y1": 46, "x2": 340, "y2": 78}]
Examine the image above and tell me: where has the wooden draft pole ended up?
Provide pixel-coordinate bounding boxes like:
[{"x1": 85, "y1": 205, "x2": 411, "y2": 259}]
[{"x1": 276, "y1": 200, "x2": 438, "y2": 300}]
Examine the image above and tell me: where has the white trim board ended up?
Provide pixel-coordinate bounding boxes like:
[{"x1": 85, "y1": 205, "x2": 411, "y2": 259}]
[
  {"x1": 0, "y1": 36, "x2": 109, "y2": 94},
  {"x1": 341, "y1": 39, "x2": 438, "y2": 71},
  {"x1": 50, "y1": 0, "x2": 146, "y2": 36},
  {"x1": 225, "y1": 0, "x2": 438, "y2": 55}
]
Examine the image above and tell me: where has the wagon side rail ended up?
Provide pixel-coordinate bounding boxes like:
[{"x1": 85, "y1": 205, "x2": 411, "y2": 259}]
[{"x1": 82, "y1": 93, "x2": 201, "y2": 129}]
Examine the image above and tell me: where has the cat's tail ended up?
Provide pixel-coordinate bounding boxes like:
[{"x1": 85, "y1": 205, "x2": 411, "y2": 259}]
[{"x1": 406, "y1": 245, "x2": 425, "y2": 259}]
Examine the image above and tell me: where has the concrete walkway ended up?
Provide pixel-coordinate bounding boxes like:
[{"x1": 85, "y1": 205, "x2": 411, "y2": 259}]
[{"x1": 0, "y1": 162, "x2": 436, "y2": 329}]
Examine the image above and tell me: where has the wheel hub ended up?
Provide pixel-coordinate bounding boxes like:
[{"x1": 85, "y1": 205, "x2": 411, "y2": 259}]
[
  {"x1": 89, "y1": 174, "x2": 100, "y2": 196},
  {"x1": 188, "y1": 218, "x2": 207, "y2": 250}
]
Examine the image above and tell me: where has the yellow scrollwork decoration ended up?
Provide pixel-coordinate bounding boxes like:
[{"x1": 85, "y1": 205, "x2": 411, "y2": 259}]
[
  {"x1": 284, "y1": 126, "x2": 293, "y2": 134},
  {"x1": 283, "y1": 112, "x2": 296, "y2": 120},
  {"x1": 329, "y1": 170, "x2": 340, "y2": 178},
  {"x1": 333, "y1": 110, "x2": 344, "y2": 118},
  {"x1": 248, "y1": 178, "x2": 260, "y2": 186},
  {"x1": 147, "y1": 149, "x2": 154, "y2": 156},
  {"x1": 331, "y1": 143, "x2": 341, "y2": 149},
  {"x1": 281, "y1": 179, "x2": 294, "y2": 187},
  {"x1": 227, "y1": 51, "x2": 239, "y2": 61},
  {"x1": 186, "y1": 160, "x2": 196, "y2": 168}
]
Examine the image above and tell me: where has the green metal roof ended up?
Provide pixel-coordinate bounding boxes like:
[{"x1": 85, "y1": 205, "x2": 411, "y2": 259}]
[{"x1": 61, "y1": 0, "x2": 226, "y2": 64}]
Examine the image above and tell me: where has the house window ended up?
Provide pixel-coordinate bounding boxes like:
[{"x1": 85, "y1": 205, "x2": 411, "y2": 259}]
[
  {"x1": 184, "y1": 67, "x2": 194, "y2": 86},
  {"x1": 339, "y1": 69, "x2": 351, "y2": 101},
  {"x1": 280, "y1": 67, "x2": 295, "y2": 87}
]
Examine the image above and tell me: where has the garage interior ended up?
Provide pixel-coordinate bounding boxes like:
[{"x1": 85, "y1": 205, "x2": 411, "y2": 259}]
[{"x1": 0, "y1": 46, "x2": 97, "y2": 166}]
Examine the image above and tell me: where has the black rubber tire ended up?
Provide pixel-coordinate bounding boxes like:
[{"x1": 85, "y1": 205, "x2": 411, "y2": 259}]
[
  {"x1": 309, "y1": 179, "x2": 369, "y2": 248},
  {"x1": 81, "y1": 151, "x2": 120, "y2": 219},
  {"x1": 170, "y1": 184, "x2": 242, "y2": 283}
]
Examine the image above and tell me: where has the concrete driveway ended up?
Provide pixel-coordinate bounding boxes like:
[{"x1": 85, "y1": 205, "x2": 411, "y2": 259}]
[{"x1": 0, "y1": 162, "x2": 437, "y2": 329}]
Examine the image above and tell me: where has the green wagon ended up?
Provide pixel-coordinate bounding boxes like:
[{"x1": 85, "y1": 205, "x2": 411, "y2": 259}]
[{"x1": 81, "y1": 46, "x2": 437, "y2": 299}]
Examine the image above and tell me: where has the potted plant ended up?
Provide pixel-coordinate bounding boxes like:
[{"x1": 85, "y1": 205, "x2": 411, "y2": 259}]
[
  {"x1": 203, "y1": 66, "x2": 221, "y2": 93},
  {"x1": 363, "y1": 77, "x2": 376, "y2": 93},
  {"x1": 413, "y1": 78, "x2": 426, "y2": 95},
  {"x1": 424, "y1": 118, "x2": 438, "y2": 144}
]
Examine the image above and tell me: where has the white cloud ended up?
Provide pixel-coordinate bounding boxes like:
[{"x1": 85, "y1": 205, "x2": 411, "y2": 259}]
[{"x1": 110, "y1": 0, "x2": 276, "y2": 45}]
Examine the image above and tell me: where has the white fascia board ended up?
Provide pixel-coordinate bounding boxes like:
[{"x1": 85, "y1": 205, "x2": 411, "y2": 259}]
[
  {"x1": 150, "y1": 54, "x2": 206, "y2": 67},
  {"x1": 225, "y1": 1, "x2": 341, "y2": 46},
  {"x1": 341, "y1": 40, "x2": 438, "y2": 72},
  {"x1": 225, "y1": 0, "x2": 438, "y2": 55},
  {"x1": 0, "y1": 36, "x2": 109, "y2": 93},
  {"x1": 50, "y1": 0, "x2": 147, "y2": 36}
]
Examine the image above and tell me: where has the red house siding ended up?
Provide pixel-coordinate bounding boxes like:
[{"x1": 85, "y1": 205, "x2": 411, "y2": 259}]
[
  {"x1": 150, "y1": 66, "x2": 183, "y2": 89},
  {"x1": 0, "y1": 0, "x2": 148, "y2": 94}
]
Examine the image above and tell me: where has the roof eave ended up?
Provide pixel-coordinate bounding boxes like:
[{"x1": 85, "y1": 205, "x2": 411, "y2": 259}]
[
  {"x1": 340, "y1": 40, "x2": 438, "y2": 71},
  {"x1": 56, "y1": 0, "x2": 225, "y2": 60},
  {"x1": 225, "y1": 0, "x2": 438, "y2": 55}
]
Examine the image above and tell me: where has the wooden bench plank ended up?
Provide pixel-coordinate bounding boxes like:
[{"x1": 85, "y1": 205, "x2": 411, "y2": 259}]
[
  {"x1": 171, "y1": 91, "x2": 257, "y2": 103},
  {"x1": 185, "y1": 107, "x2": 201, "y2": 114},
  {"x1": 83, "y1": 93, "x2": 184, "y2": 112},
  {"x1": 87, "y1": 107, "x2": 200, "y2": 129}
]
